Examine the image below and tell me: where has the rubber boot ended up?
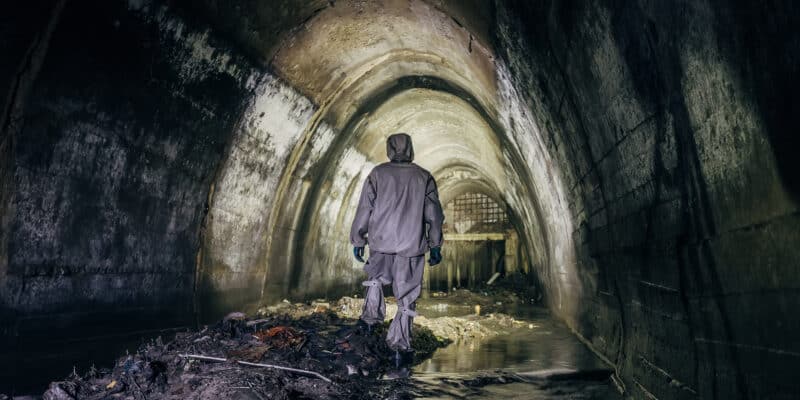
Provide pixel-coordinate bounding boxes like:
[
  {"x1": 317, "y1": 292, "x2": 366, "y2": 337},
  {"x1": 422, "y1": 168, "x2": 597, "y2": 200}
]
[
  {"x1": 393, "y1": 349, "x2": 414, "y2": 368},
  {"x1": 356, "y1": 319, "x2": 376, "y2": 336}
]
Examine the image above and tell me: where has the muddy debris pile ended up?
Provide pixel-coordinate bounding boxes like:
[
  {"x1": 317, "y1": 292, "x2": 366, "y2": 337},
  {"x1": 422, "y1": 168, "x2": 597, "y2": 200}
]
[
  {"x1": 41, "y1": 310, "x2": 448, "y2": 400},
  {"x1": 427, "y1": 283, "x2": 539, "y2": 312},
  {"x1": 38, "y1": 286, "x2": 536, "y2": 399},
  {"x1": 259, "y1": 290, "x2": 529, "y2": 342}
]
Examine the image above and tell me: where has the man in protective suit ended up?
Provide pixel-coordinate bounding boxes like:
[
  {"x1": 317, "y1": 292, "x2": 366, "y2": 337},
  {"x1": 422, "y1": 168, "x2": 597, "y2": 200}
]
[{"x1": 350, "y1": 133, "x2": 444, "y2": 366}]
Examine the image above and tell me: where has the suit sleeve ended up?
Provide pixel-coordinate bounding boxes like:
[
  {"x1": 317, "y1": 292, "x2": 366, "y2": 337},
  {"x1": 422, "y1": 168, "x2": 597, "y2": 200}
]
[
  {"x1": 350, "y1": 172, "x2": 377, "y2": 247},
  {"x1": 423, "y1": 174, "x2": 444, "y2": 248}
]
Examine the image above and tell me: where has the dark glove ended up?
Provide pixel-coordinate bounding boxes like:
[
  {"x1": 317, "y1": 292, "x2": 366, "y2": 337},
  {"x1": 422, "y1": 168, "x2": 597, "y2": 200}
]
[
  {"x1": 353, "y1": 246, "x2": 365, "y2": 263},
  {"x1": 428, "y1": 247, "x2": 442, "y2": 266}
]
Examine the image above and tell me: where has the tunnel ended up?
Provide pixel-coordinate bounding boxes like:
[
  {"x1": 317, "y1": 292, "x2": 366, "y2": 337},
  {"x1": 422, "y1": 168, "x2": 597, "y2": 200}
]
[{"x1": 1, "y1": 0, "x2": 799, "y2": 398}]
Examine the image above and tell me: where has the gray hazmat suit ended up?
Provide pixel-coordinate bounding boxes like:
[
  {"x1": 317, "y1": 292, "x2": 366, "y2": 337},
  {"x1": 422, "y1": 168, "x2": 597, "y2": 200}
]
[{"x1": 350, "y1": 133, "x2": 444, "y2": 351}]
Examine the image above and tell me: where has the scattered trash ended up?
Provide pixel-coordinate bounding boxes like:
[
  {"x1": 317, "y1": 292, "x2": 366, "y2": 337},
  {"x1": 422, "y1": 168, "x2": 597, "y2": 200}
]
[
  {"x1": 227, "y1": 345, "x2": 268, "y2": 362},
  {"x1": 224, "y1": 311, "x2": 246, "y2": 321},
  {"x1": 486, "y1": 271, "x2": 502, "y2": 285},
  {"x1": 253, "y1": 325, "x2": 305, "y2": 349},
  {"x1": 40, "y1": 300, "x2": 449, "y2": 399},
  {"x1": 313, "y1": 301, "x2": 331, "y2": 313},
  {"x1": 193, "y1": 335, "x2": 211, "y2": 343},
  {"x1": 35, "y1": 282, "x2": 538, "y2": 399}
]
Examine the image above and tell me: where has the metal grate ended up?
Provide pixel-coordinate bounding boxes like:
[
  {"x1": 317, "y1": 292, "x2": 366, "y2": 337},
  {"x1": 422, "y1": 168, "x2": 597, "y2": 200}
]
[{"x1": 444, "y1": 192, "x2": 508, "y2": 233}]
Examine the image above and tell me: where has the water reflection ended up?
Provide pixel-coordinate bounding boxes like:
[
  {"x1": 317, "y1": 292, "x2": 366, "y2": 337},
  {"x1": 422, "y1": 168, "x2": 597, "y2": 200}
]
[
  {"x1": 415, "y1": 310, "x2": 605, "y2": 374},
  {"x1": 410, "y1": 299, "x2": 621, "y2": 399}
]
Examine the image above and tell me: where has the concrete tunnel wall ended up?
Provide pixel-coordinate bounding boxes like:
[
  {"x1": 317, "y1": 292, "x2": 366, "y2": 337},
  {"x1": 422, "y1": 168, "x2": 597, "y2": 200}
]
[{"x1": 1, "y1": 0, "x2": 799, "y2": 398}]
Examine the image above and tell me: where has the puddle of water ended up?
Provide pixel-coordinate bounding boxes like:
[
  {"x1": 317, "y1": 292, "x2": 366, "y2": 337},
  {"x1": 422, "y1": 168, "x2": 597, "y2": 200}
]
[
  {"x1": 414, "y1": 317, "x2": 605, "y2": 374},
  {"x1": 410, "y1": 299, "x2": 622, "y2": 399}
]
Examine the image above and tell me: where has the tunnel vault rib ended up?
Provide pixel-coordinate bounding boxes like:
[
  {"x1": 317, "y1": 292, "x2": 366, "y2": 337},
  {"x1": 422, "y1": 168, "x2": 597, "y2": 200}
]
[
  {"x1": 257, "y1": 46, "x2": 500, "y2": 300},
  {"x1": 259, "y1": 72, "x2": 549, "y2": 302}
]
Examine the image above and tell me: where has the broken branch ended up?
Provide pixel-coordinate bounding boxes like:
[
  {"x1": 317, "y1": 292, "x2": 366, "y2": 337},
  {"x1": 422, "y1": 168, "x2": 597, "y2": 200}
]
[{"x1": 178, "y1": 354, "x2": 333, "y2": 383}]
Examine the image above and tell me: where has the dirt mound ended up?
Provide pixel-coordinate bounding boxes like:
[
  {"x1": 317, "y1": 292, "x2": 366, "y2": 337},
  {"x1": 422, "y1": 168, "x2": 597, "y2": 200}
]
[
  {"x1": 40, "y1": 311, "x2": 447, "y2": 400},
  {"x1": 37, "y1": 287, "x2": 537, "y2": 399}
]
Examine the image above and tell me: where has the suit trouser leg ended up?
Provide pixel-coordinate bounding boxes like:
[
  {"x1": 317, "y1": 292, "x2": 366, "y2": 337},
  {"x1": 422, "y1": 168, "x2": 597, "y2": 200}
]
[
  {"x1": 360, "y1": 252, "x2": 391, "y2": 325},
  {"x1": 386, "y1": 254, "x2": 425, "y2": 351}
]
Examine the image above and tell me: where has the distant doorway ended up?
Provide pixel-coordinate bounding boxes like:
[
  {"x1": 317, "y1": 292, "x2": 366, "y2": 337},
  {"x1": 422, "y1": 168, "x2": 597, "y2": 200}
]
[{"x1": 424, "y1": 192, "x2": 521, "y2": 294}]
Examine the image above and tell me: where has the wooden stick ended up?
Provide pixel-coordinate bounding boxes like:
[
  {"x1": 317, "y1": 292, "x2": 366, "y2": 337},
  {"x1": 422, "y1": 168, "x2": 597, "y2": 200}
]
[
  {"x1": 245, "y1": 318, "x2": 271, "y2": 327},
  {"x1": 178, "y1": 354, "x2": 333, "y2": 383}
]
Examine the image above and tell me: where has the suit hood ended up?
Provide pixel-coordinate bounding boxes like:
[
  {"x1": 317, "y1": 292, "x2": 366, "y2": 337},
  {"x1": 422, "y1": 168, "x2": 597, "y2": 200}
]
[{"x1": 387, "y1": 133, "x2": 414, "y2": 162}]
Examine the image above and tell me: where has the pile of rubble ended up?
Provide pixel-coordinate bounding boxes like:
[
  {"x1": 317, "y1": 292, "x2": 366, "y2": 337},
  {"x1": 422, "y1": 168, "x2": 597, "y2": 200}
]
[
  {"x1": 36, "y1": 286, "x2": 535, "y2": 399},
  {"x1": 260, "y1": 294, "x2": 527, "y2": 343},
  {"x1": 39, "y1": 310, "x2": 447, "y2": 400}
]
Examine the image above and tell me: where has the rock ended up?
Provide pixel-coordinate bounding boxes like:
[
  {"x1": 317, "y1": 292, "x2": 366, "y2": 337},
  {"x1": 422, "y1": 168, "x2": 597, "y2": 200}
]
[
  {"x1": 224, "y1": 312, "x2": 247, "y2": 321},
  {"x1": 385, "y1": 303, "x2": 398, "y2": 320},
  {"x1": 334, "y1": 296, "x2": 365, "y2": 319},
  {"x1": 194, "y1": 335, "x2": 211, "y2": 343},
  {"x1": 42, "y1": 382, "x2": 76, "y2": 400},
  {"x1": 312, "y1": 301, "x2": 330, "y2": 313}
]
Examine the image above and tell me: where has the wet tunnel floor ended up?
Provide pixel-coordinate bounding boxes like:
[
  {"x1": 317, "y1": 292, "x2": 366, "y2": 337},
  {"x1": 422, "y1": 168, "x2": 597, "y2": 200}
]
[
  {"x1": 403, "y1": 297, "x2": 622, "y2": 399},
  {"x1": 5, "y1": 292, "x2": 622, "y2": 399}
]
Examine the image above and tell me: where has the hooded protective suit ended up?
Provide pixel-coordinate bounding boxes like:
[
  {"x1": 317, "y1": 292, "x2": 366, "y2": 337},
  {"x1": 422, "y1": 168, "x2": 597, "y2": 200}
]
[
  {"x1": 350, "y1": 133, "x2": 444, "y2": 256},
  {"x1": 350, "y1": 133, "x2": 444, "y2": 351}
]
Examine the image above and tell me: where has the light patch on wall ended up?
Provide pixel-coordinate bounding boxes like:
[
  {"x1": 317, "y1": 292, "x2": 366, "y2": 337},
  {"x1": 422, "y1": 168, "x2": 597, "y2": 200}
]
[
  {"x1": 127, "y1": 0, "x2": 252, "y2": 83},
  {"x1": 680, "y1": 30, "x2": 796, "y2": 232},
  {"x1": 317, "y1": 147, "x2": 376, "y2": 239},
  {"x1": 496, "y1": 60, "x2": 577, "y2": 315},
  {"x1": 296, "y1": 121, "x2": 337, "y2": 178},
  {"x1": 205, "y1": 74, "x2": 318, "y2": 285}
]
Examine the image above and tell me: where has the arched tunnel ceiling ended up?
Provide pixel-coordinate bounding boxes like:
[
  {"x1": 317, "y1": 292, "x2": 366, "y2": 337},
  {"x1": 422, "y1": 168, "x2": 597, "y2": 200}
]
[
  {"x1": 230, "y1": 0, "x2": 549, "y2": 282},
  {"x1": 182, "y1": 0, "x2": 527, "y2": 234},
  {"x1": 176, "y1": 0, "x2": 503, "y2": 138},
  {"x1": 270, "y1": 0, "x2": 497, "y2": 110},
  {"x1": 181, "y1": 0, "x2": 495, "y2": 69},
  {"x1": 146, "y1": 0, "x2": 562, "y2": 316},
  {"x1": 227, "y1": 0, "x2": 559, "y2": 307},
  {"x1": 295, "y1": 87, "x2": 514, "y2": 284}
]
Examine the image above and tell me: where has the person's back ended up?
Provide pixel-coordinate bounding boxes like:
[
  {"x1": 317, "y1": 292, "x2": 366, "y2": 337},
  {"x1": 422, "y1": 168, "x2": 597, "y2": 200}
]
[
  {"x1": 349, "y1": 133, "x2": 444, "y2": 366},
  {"x1": 350, "y1": 162, "x2": 442, "y2": 257}
]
